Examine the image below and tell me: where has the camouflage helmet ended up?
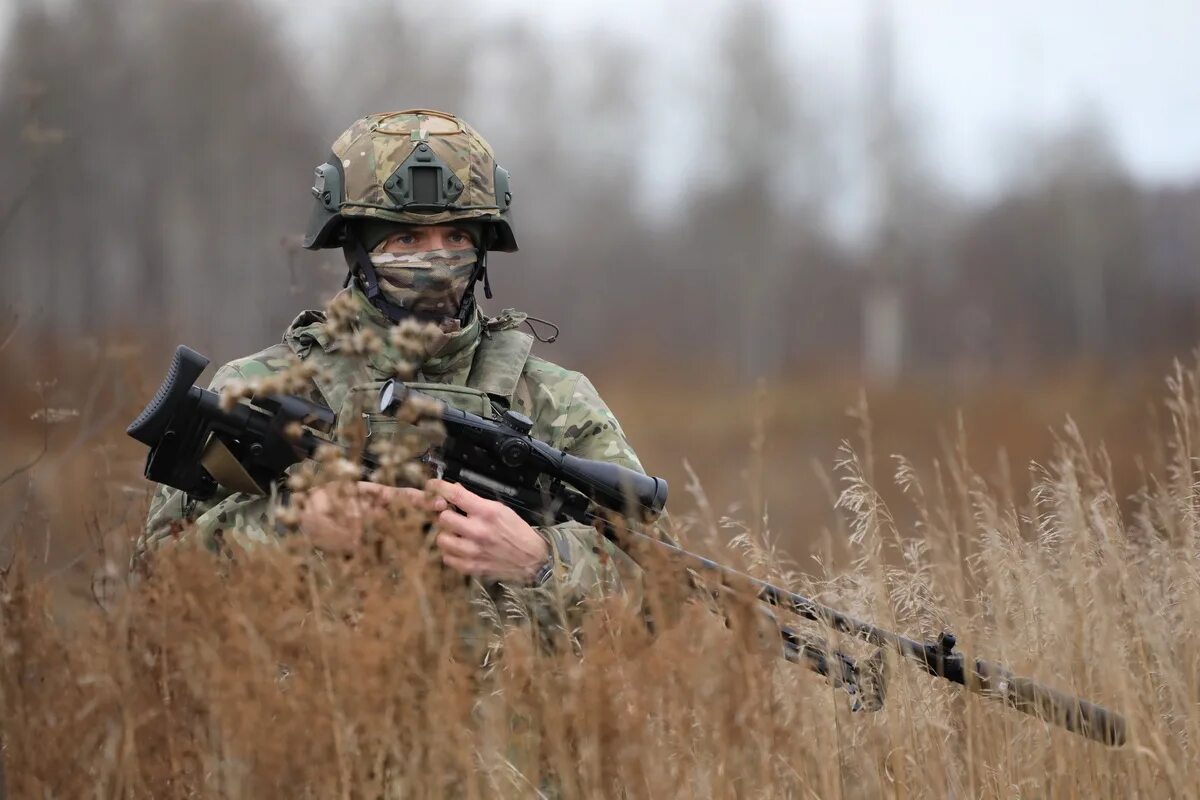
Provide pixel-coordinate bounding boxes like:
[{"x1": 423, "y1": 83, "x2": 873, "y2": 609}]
[{"x1": 303, "y1": 109, "x2": 517, "y2": 252}]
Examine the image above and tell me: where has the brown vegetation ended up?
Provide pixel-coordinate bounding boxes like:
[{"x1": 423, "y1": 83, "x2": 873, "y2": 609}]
[
  {"x1": 0, "y1": 348, "x2": 1197, "y2": 796},
  {"x1": 2, "y1": 0, "x2": 1198, "y2": 380},
  {"x1": 1, "y1": 1, "x2": 1197, "y2": 794}
]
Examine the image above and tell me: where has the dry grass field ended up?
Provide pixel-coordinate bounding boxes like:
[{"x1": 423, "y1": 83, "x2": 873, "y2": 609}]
[{"x1": 0, "y1": 337, "x2": 1197, "y2": 797}]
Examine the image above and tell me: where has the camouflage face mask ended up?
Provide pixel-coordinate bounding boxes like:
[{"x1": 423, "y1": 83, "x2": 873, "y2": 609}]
[{"x1": 369, "y1": 248, "x2": 478, "y2": 317}]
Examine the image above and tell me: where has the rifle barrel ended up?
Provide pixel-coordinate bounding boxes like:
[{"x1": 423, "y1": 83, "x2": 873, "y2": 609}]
[
  {"x1": 128, "y1": 346, "x2": 1129, "y2": 747},
  {"x1": 609, "y1": 524, "x2": 1127, "y2": 746}
]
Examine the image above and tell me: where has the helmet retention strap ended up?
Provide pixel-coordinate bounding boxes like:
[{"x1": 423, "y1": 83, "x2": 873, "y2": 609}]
[
  {"x1": 344, "y1": 234, "x2": 439, "y2": 325},
  {"x1": 454, "y1": 242, "x2": 491, "y2": 326},
  {"x1": 342, "y1": 230, "x2": 485, "y2": 327}
]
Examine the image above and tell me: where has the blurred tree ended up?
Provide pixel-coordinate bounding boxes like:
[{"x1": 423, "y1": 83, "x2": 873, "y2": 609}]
[
  {"x1": 679, "y1": 0, "x2": 829, "y2": 380},
  {"x1": 859, "y1": 0, "x2": 960, "y2": 385},
  {"x1": 466, "y1": 21, "x2": 579, "y2": 339},
  {"x1": 308, "y1": 1, "x2": 472, "y2": 140},
  {"x1": 0, "y1": 0, "x2": 1194, "y2": 379},
  {"x1": 0, "y1": 0, "x2": 319, "y2": 357},
  {"x1": 1139, "y1": 184, "x2": 1200, "y2": 351},
  {"x1": 861, "y1": 0, "x2": 904, "y2": 387},
  {"x1": 470, "y1": 21, "x2": 657, "y2": 361},
  {"x1": 956, "y1": 117, "x2": 1145, "y2": 367},
  {"x1": 547, "y1": 34, "x2": 655, "y2": 349}
]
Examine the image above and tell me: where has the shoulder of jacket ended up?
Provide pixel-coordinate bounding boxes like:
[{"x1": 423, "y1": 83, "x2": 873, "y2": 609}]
[
  {"x1": 522, "y1": 354, "x2": 586, "y2": 400},
  {"x1": 483, "y1": 307, "x2": 528, "y2": 333},
  {"x1": 287, "y1": 308, "x2": 328, "y2": 332},
  {"x1": 282, "y1": 308, "x2": 331, "y2": 355},
  {"x1": 215, "y1": 342, "x2": 301, "y2": 383}
]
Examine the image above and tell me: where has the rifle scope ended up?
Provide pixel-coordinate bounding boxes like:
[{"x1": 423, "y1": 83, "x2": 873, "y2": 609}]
[{"x1": 128, "y1": 346, "x2": 667, "y2": 521}]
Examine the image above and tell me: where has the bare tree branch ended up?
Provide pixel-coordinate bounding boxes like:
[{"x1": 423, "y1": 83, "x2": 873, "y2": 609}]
[
  {"x1": 0, "y1": 172, "x2": 37, "y2": 247},
  {"x1": 0, "y1": 405, "x2": 49, "y2": 490},
  {"x1": 0, "y1": 312, "x2": 20, "y2": 355}
]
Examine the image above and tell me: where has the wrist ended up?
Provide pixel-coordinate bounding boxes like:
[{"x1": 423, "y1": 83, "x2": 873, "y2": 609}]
[
  {"x1": 528, "y1": 555, "x2": 555, "y2": 586},
  {"x1": 525, "y1": 532, "x2": 554, "y2": 586}
]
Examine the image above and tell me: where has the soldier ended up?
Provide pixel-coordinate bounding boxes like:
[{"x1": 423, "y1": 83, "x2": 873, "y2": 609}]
[{"x1": 139, "y1": 109, "x2": 649, "y2": 601}]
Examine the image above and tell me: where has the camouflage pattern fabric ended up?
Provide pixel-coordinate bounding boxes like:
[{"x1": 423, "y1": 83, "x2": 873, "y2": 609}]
[
  {"x1": 369, "y1": 248, "x2": 477, "y2": 316},
  {"x1": 333, "y1": 110, "x2": 506, "y2": 231},
  {"x1": 139, "y1": 287, "x2": 651, "y2": 622}
]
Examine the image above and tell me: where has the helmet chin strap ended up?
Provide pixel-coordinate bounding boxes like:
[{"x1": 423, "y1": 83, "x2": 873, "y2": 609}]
[
  {"x1": 456, "y1": 245, "x2": 492, "y2": 324},
  {"x1": 341, "y1": 232, "x2": 489, "y2": 327}
]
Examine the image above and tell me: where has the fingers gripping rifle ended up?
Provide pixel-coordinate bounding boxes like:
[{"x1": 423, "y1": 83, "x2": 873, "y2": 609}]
[
  {"x1": 125, "y1": 346, "x2": 669, "y2": 516},
  {"x1": 127, "y1": 347, "x2": 882, "y2": 709},
  {"x1": 129, "y1": 346, "x2": 1127, "y2": 746}
]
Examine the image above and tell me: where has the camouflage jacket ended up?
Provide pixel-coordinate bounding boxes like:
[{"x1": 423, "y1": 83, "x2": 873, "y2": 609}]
[{"x1": 139, "y1": 288, "x2": 649, "y2": 613}]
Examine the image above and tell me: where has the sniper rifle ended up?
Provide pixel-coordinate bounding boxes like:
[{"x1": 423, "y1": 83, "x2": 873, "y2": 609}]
[{"x1": 127, "y1": 345, "x2": 1129, "y2": 746}]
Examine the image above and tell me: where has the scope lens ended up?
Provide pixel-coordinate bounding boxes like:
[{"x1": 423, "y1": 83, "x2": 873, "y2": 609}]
[{"x1": 379, "y1": 380, "x2": 395, "y2": 412}]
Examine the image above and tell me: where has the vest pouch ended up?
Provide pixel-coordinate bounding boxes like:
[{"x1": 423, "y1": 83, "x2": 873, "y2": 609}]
[
  {"x1": 401, "y1": 382, "x2": 497, "y2": 418},
  {"x1": 334, "y1": 380, "x2": 498, "y2": 449}
]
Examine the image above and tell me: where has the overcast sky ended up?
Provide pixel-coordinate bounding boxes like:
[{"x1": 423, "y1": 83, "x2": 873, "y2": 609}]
[
  {"x1": 472, "y1": 0, "x2": 1200, "y2": 192},
  {"x1": 272, "y1": 0, "x2": 1200, "y2": 234},
  {"x1": 8, "y1": 0, "x2": 1196, "y2": 233}
]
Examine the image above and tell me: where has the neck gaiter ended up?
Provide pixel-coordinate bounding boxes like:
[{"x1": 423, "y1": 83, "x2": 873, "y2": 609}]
[{"x1": 368, "y1": 248, "x2": 478, "y2": 318}]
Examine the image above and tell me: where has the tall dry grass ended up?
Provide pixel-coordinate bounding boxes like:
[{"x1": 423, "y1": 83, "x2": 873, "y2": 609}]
[{"x1": 0, "y1": 352, "x2": 1197, "y2": 797}]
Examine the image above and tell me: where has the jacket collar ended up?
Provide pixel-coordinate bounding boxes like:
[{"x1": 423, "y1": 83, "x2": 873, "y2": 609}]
[{"x1": 287, "y1": 288, "x2": 484, "y2": 381}]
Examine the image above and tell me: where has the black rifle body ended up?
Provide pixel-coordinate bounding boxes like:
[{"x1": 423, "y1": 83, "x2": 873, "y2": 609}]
[{"x1": 128, "y1": 346, "x2": 1128, "y2": 746}]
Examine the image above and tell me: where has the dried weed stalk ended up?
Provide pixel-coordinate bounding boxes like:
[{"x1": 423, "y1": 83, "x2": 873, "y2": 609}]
[{"x1": 1, "y1": 351, "x2": 1199, "y2": 797}]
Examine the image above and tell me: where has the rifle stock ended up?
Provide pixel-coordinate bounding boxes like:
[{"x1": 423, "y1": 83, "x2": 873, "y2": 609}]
[{"x1": 128, "y1": 345, "x2": 1129, "y2": 747}]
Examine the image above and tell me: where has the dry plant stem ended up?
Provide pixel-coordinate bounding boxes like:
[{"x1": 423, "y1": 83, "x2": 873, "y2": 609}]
[
  {"x1": 5, "y1": 352, "x2": 1200, "y2": 794},
  {"x1": 0, "y1": 384, "x2": 50, "y2": 492},
  {"x1": 306, "y1": 567, "x2": 351, "y2": 800},
  {"x1": 0, "y1": 173, "x2": 37, "y2": 245},
  {"x1": 0, "y1": 312, "x2": 19, "y2": 355}
]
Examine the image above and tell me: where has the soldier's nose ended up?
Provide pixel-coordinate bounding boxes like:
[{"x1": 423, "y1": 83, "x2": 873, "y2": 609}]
[{"x1": 428, "y1": 230, "x2": 449, "y2": 249}]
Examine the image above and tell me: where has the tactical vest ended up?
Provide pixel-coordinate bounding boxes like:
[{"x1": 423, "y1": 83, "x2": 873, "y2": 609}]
[{"x1": 283, "y1": 309, "x2": 535, "y2": 445}]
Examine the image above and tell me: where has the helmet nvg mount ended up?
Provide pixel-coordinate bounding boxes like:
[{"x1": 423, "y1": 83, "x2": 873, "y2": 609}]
[
  {"x1": 303, "y1": 109, "x2": 517, "y2": 253},
  {"x1": 303, "y1": 109, "x2": 517, "y2": 325}
]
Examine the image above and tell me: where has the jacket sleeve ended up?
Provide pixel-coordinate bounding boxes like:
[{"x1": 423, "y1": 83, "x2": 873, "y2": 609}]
[
  {"x1": 134, "y1": 362, "x2": 281, "y2": 561},
  {"x1": 526, "y1": 373, "x2": 670, "y2": 610}
]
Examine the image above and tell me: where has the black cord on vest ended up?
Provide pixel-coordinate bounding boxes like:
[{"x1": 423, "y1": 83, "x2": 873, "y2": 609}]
[{"x1": 522, "y1": 315, "x2": 560, "y2": 343}]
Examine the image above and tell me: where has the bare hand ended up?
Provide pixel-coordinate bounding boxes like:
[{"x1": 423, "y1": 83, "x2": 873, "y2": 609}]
[
  {"x1": 426, "y1": 478, "x2": 550, "y2": 582},
  {"x1": 297, "y1": 481, "x2": 429, "y2": 554}
]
